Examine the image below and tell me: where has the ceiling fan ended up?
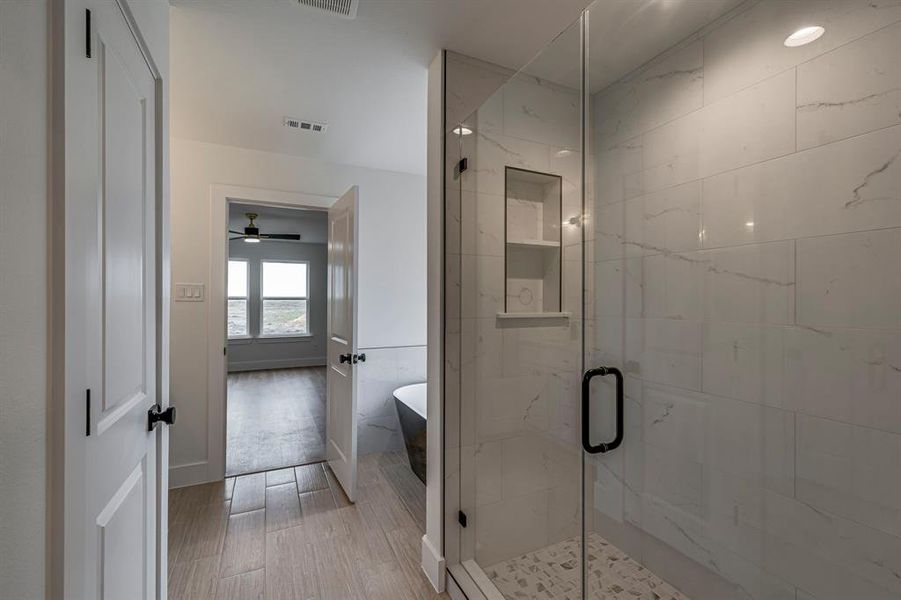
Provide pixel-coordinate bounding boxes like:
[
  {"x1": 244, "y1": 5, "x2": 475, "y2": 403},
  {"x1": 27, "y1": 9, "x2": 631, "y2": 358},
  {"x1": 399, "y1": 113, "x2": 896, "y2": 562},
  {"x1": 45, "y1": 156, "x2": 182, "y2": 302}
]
[{"x1": 229, "y1": 213, "x2": 301, "y2": 243}]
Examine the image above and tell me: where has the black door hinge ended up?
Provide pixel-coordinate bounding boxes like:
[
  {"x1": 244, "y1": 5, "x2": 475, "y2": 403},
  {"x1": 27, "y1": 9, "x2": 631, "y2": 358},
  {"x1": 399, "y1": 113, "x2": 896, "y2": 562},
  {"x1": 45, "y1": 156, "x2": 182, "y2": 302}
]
[
  {"x1": 454, "y1": 158, "x2": 468, "y2": 178},
  {"x1": 85, "y1": 389, "x2": 91, "y2": 436},
  {"x1": 224, "y1": 346, "x2": 227, "y2": 356},
  {"x1": 85, "y1": 9, "x2": 92, "y2": 58},
  {"x1": 458, "y1": 510, "x2": 467, "y2": 528}
]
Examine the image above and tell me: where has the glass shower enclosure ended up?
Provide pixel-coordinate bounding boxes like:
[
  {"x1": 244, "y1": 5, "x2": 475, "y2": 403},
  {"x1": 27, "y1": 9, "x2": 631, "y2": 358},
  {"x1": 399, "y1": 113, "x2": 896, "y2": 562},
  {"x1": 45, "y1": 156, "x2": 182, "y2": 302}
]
[{"x1": 445, "y1": 1, "x2": 901, "y2": 599}]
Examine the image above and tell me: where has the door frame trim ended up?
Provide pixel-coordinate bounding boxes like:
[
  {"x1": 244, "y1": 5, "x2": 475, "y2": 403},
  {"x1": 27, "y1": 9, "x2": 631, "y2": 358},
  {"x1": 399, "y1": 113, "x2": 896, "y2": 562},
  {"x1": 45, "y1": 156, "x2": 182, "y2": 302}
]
[{"x1": 190, "y1": 184, "x2": 336, "y2": 488}]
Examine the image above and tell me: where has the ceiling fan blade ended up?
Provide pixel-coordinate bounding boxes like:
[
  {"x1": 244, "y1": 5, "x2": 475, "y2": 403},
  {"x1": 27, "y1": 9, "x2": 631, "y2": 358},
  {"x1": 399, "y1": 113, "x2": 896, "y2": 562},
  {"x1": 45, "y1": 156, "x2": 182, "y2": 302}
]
[
  {"x1": 260, "y1": 233, "x2": 301, "y2": 240},
  {"x1": 229, "y1": 236, "x2": 245, "y2": 241},
  {"x1": 228, "y1": 229, "x2": 245, "y2": 235}
]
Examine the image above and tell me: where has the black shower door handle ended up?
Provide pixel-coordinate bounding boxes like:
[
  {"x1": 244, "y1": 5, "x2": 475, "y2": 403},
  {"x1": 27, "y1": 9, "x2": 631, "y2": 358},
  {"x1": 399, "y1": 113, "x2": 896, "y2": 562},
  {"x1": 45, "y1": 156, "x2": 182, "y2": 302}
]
[{"x1": 581, "y1": 366, "x2": 624, "y2": 454}]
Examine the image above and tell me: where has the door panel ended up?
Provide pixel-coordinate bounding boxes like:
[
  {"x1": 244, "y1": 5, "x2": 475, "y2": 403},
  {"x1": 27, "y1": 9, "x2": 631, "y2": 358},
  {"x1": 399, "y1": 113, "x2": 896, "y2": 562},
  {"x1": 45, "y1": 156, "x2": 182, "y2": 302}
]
[
  {"x1": 326, "y1": 186, "x2": 359, "y2": 501},
  {"x1": 96, "y1": 463, "x2": 147, "y2": 600},
  {"x1": 75, "y1": 2, "x2": 160, "y2": 598},
  {"x1": 329, "y1": 209, "x2": 351, "y2": 341},
  {"x1": 99, "y1": 28, "x2": 148, "y2": 423}
]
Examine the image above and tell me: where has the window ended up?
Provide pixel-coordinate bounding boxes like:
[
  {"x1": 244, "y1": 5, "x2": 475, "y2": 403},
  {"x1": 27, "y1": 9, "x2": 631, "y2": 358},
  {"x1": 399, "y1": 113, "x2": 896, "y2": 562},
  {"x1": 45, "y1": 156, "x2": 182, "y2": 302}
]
[
  {"x1": 227, "y1": 259, "x2": 249, "y2": 337},
  {"x1": 261, "y1": 261, "x2": 309, "y2": 336}
]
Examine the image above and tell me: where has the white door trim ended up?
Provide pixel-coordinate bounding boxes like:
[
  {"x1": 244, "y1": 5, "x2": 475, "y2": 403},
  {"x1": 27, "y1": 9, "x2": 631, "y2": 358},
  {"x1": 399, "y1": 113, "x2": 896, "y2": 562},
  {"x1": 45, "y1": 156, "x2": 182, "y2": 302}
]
[{"x1": 187, "y1": 184, "x2": 337, "y2": 487}]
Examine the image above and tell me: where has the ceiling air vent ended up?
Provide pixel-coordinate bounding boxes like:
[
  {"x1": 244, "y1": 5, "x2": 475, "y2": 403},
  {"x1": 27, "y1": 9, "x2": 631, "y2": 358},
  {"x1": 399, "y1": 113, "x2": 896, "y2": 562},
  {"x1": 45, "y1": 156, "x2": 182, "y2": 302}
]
[
  {"x1": 283, "y1": 117, "x2": 328, "y2": 133},
  {"x1": 296, "y1": 0, "x2": 358, "y2": 19}
]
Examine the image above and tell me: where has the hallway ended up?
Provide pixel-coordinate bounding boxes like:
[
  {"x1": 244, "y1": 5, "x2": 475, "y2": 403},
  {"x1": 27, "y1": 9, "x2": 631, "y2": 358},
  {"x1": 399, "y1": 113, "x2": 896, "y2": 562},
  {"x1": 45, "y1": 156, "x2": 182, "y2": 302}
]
[{"x1": 168, "y1": 452, "x2": 444, "y2": 599}]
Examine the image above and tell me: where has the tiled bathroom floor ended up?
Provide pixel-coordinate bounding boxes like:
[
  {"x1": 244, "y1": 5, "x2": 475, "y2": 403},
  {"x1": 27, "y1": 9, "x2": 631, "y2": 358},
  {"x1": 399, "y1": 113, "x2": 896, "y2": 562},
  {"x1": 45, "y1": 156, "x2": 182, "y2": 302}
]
[
  {"x1": 485, "y1": 533, "x2": 689, "y2": 600},
  {"x1": 168, "y1": 452, "x2": 440, "y2": 599}
]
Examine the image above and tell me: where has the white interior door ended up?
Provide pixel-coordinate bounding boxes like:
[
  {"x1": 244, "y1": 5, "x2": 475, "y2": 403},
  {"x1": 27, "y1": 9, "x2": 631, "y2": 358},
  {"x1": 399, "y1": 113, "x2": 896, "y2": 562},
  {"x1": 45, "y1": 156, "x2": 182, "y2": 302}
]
[
  {"x1": 326, "y1": 186, "x2": 359, "y2": 501},
  {"x1": 67, "y1": 2, "x2": 165, "y2": 598}
]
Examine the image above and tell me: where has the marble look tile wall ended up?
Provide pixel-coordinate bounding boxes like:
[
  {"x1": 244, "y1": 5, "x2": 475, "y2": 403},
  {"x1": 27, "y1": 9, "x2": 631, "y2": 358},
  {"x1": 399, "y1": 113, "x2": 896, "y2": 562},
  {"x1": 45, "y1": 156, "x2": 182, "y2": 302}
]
[
  {"x1": 356, "y1": 345, "x2": 426, "y2": 455},
  {"x1": 591, "y1": 1, "x2": 901, "y2": 599}
]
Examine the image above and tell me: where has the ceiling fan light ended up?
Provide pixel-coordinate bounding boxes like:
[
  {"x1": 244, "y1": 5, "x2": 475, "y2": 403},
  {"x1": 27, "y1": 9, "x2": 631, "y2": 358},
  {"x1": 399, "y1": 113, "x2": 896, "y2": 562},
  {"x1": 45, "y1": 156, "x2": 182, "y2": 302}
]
[{"x1": 244, "y1": 237, "x2": 260, "y2": 243}]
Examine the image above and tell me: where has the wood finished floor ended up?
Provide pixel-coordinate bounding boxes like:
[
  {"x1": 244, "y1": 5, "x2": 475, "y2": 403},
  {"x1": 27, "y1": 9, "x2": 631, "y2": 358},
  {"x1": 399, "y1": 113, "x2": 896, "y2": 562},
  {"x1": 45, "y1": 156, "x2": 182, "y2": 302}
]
[
  {"x1": 168, "y1": 452, "x2": 447, "y2": 600},
  {"x1": 227, "y1": 367, "x2": 326, "y2": 477}
]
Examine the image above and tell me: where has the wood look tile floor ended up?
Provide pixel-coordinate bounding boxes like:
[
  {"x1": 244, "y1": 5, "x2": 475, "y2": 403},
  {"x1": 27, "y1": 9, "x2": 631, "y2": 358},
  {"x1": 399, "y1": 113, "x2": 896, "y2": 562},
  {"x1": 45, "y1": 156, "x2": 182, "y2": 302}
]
[
  {"x1": 169, "y1": 452, "x2": 448, "y2": 600},
  {"x1": 227, "y1": 367, "x2": 326, "y2": 476}
]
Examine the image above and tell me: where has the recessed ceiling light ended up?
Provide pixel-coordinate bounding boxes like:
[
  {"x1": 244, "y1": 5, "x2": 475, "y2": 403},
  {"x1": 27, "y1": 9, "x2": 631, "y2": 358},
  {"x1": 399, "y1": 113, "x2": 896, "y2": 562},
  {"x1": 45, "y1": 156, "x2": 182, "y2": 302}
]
[
  {"x1": 784, "y1": 26, "x2": 825, "y2": 47},
  {"x1": 555, "y1": 148, "x2": 573, "y2": 157},
  {"x1": 453, "y1": 126, "x2": 473, "y2": 136}
]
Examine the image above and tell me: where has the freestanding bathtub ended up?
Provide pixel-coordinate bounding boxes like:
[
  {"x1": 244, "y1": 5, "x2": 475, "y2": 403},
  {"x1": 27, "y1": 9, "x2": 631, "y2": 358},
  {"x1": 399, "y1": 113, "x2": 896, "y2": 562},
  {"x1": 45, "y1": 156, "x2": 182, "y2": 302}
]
[{"x1": 393, "y1": 383, "x2": 427, "y2": 484}]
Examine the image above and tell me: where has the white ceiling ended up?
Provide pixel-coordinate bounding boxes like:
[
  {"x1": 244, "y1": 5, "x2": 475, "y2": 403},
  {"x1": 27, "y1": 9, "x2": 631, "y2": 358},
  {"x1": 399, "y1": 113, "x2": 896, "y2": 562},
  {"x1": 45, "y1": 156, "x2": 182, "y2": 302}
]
[
  {"x1": 171, "y1": 0, "x2": 594, "y2": 177},
  {"x1": 524, "y1": 0, "x2": 745, "y2": 93},
  {"x1": 171, "y1": 0, "x2": 744, "y2": 177},
  {"x1": 229, "y1": 203, "x2": 328, "y2": 244}
]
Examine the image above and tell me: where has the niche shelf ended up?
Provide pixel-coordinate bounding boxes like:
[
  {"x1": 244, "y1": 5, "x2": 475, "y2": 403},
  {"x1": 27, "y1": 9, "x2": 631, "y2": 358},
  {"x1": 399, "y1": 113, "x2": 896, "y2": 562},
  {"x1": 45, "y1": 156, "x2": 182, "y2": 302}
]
[{"x1": 503, "y1": 167, "x2": 563, "y2": 316}]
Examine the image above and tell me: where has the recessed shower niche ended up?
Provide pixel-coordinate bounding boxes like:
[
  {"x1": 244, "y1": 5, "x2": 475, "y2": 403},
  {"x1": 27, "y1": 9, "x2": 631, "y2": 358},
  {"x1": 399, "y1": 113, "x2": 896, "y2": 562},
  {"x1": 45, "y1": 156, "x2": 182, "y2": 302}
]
[{"x1": 502, "y1": 167, "x2": 563, "y2": 316}]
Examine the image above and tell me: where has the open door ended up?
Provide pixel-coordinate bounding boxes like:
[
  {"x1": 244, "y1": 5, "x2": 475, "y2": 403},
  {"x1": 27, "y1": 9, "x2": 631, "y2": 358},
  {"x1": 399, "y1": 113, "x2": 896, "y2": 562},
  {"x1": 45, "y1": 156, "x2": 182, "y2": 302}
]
[
  {"x1": 63, "y1": 2, "x2": 169, "y2": 597},
  {"x1": 326, "y1": 186, "x2": 360, "y2": 501}
]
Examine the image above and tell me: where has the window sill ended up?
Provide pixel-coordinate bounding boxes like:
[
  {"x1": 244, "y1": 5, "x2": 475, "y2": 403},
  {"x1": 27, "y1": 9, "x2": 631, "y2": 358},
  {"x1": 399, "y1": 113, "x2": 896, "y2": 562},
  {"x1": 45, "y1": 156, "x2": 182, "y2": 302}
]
[
  {"x1": 256, "y1": 334, "x2": 314, "y2": 343},
  {"x1": 228, "y1": 334, "x2": 313, "y2": 344}
]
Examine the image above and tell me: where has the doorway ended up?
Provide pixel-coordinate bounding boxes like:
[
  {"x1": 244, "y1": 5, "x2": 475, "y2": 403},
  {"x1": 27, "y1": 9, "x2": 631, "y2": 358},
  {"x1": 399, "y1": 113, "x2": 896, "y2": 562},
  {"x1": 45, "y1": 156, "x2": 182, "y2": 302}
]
[{"x1": 225, "y1": 202, "x2": 329, "y2": 476}]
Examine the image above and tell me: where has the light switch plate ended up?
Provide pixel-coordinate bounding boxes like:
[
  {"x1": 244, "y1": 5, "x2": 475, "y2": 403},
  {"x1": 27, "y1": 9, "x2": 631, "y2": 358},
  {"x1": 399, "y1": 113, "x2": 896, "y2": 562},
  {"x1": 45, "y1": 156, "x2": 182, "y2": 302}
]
[{"x1": 175, "y1": 283, "x2": 205, "y2": 302}]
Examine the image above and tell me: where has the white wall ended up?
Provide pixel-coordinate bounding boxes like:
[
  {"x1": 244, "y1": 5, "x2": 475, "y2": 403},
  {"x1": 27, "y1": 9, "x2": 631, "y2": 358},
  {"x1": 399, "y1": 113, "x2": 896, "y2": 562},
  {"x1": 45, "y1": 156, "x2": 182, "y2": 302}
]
[
  {"x1": 169, "y1": 138, "x2": 427, "y2": 484},
  {"x1": 357, "y1": 181, "x2": 428, "y2": 349},
  {"x1": 0, "y1": 2, "x2": 49, "y2": 597}
]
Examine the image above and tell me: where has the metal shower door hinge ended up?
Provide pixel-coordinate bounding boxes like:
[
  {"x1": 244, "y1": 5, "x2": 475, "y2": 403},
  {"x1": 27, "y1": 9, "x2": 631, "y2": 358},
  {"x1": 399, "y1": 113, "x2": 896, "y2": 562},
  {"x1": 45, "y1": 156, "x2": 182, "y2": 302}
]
[
  {"x1": 85, "y1": 9, "x2": 92, "y2": 58},
  {"x1": 85, "y1": 389, "x2": 91, "y2": 436},
  {"x1": 455, "y1": 158, "x2": 468, "y2": 178}
]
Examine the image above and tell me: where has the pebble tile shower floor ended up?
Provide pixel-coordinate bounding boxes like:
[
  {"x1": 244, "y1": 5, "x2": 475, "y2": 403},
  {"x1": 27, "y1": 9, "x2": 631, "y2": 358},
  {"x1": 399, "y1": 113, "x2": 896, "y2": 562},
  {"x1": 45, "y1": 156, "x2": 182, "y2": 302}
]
[{"x1": 485, "y1": 533, "x2": 689, "y2": 600}]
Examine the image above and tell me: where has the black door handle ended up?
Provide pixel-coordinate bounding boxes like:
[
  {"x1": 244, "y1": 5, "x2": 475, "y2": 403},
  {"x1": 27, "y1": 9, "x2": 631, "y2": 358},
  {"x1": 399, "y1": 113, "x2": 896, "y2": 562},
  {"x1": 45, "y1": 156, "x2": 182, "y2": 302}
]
[
  {"x1": 339, "y1": 353, "x2": 353, "y2": 364},
  {"x1": 148, "y1": 404, "x2": 176, "y2": 432},
  {"x1": 581, "y1": 366, "x2": 623, "y2": 454}
]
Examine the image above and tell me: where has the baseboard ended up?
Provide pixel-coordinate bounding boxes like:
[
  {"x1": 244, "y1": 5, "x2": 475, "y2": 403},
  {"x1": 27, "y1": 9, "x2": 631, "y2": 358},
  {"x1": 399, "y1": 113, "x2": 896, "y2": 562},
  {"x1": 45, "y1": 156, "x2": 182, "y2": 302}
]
[
  {"x1": 421, "y1": 534, "x2": 446, "y2": 593},
  {"x1": 227, "y1": 356, "x2": 326, "y2": 372},
  {"x1": 168, "y1": 460, "x2": 213, "y2": 489}
]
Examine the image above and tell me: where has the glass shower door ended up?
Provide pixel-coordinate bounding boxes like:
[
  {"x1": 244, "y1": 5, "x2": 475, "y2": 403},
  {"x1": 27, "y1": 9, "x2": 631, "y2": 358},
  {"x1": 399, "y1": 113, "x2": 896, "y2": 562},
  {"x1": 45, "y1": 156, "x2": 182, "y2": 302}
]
[
  {"x1": 448, "y1": 17, "x2": 589, "y2": 599},
  {"x1": 584, "y1": 1, "x2": 901, "y2": 599}
]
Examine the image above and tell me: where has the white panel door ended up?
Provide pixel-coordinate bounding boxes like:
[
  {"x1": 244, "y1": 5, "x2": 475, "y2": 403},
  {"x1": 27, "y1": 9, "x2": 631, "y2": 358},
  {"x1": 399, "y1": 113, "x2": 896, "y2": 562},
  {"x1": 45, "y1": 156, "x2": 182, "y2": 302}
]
[
  {"x1": 70, "y1": 2, "x2": 163, "y2": 598},
  {"x1": 326, "y1": 186, "x2": 359, "y2": 501}
]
